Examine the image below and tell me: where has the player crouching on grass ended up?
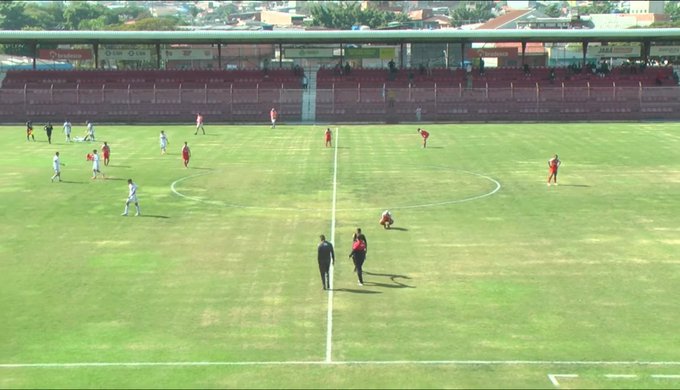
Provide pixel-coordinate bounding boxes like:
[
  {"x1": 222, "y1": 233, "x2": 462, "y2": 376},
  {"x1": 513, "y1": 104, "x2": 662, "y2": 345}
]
[
  {"x1": 417, "y1": 128, "x2": 429, "y2": 148},
  {"x1": 379, "y1": 210, "x2": 394, "y2": 229}
]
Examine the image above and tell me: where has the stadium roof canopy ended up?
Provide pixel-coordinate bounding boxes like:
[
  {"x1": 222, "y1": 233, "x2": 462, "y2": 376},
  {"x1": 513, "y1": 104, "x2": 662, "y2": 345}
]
[{"x1": 1, "y1": 29, "x2": 680, "y2": 45}]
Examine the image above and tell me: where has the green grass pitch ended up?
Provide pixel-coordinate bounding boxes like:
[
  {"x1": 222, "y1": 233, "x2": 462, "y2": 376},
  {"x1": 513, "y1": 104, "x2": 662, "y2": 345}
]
[{"x1": 1, "y1": 122, "x2": 680, "y2": 388}]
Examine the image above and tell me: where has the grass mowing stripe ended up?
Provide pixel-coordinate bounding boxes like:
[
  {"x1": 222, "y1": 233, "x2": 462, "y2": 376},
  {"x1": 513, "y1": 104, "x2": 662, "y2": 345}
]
[{"x1": 326, "y1": 127, "x2": 339, "y2": 363}]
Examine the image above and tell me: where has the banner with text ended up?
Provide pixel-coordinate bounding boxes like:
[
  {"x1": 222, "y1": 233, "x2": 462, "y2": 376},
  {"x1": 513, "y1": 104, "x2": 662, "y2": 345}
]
[
  {"x1": 346, "y1": 47, "x2": 396, "y2": 59},
  {"x1": 467, "y1": 48, "x2": 517, "y2": 58},
  {"x1": 650, "y1": 46, "x2": 680, "y2": 56},
  {"x1": 162, "y1": 48, "x2": 214, "y2": 61},
  {"x1": 587, "y1": 45, "x2": 641, "y2": 58},
  {"x1": 284, "y1": 48, "x2": 334, "y2": 58},
  {"x1": 100, "y1": 48, "x2": 152, "y2": 61},
  {"x1": 38, "y1": 49, "x2": 92, "y2": 61}
]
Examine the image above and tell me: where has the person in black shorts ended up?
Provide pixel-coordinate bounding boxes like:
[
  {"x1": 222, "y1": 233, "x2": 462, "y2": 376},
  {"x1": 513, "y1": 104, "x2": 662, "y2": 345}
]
[{"x1": 317, "y1": 235, "x2": 335, "y2": 290}]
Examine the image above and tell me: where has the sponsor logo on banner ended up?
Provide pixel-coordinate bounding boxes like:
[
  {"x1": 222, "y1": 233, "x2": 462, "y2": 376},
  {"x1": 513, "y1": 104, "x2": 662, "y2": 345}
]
[
  {"x1": 467, "y1": 48, "x2": 518, "y2": 58},
  {"x1": 163, "y1": 49, "x2": 214, "y2": 61},
  {"x1": 650, "y1": 46, "x2": 680, "y2": 56},
  {"x1": 587, "y1": 45, "x2": 641, "y2": 58},
  {"x1": 38, "y1": 49, "x2": 92, "y2": 60},
  {"x1": 346, "y1": 47, "x2": 380, "y2": 59},
  {"x1": 100, "y1": 49, "x2": 152, "y2": 61},
  {"x1": 284, "y1": 48, "x2": 334, "y2": 58}
]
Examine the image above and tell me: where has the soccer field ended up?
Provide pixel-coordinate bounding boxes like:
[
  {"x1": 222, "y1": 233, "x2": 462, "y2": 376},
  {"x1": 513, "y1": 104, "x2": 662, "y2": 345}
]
[{"x1": 1, "y1": 122, "x2": 680, "y2": 389}]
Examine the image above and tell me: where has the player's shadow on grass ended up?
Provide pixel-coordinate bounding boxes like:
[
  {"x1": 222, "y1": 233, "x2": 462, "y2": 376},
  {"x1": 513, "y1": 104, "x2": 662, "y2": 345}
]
[
  {"x1": 141, "y1": 214, "x2": 170, "y2": 219},
  {"x1": 388, "y1": 227, "x2": 408, "y2": 231},
  {"x1": 190, "y1": 167, "x2": 214, "y2": 170},
  {"x1": 60, "y1": 180, "x2": 86, "y2": 184},
  {"x1": 559, "y1": 184, "x2": 590, "y2": 187},
  {"x1": 363, "y1": 271, "x2": 414, "y2": 289},
  {"x1": 332, "y1": 288, "x2": 381, "y2": 294},
  {"x1": 426, "y1": 146, "x2": 444, "y2": 149},
  {"x1": 105, "y1": 177, "x2": 125, "y2": 181}
]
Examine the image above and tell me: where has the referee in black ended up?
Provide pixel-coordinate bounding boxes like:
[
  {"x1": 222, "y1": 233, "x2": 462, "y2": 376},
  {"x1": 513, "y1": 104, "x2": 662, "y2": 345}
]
[{"x1": 317, "y1": 235, "x2": 335, "y2": 290}]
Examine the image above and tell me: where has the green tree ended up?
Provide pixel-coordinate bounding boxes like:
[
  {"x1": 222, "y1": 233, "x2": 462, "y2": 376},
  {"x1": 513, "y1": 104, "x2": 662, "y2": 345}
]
[
  {"x1": 543, "y1": 3, "x2": 562, "y2": 18},
  {"x1": 579, "y1": 1, "x2": 614, "y2": 15},
  {"x1": 665, "y1": 1, "x2": 680, "y2": 22},
  {"x1": 114, "y1": 17, "x2": 183, "y2": 31},
  {"x1": 450, "y1": 3, "x2": 494, "y2": 27},
  {"x1": 0, "y1": 1, "x2": 32, "y2": 30},
  {"x1": 310, "y1": 1, "x2": 409, "y2": 29},
  {"x1": 24, "y1": 1, "x2": 66, "y2": 30},
  {"x1": 64, "y1": 2, "x2": 115, "y2": 30}
]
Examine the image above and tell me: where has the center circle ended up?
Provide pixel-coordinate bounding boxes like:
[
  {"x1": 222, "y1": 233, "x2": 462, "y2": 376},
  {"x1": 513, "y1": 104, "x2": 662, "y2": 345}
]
[{"x1": 170, "y1": 165, "x2": 501, "y2": 211}]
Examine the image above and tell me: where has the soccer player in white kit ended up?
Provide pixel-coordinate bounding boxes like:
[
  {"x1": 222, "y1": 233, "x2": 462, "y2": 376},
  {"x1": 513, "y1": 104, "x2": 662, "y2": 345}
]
[
  {"x1": 85, "y1": 121, "x2": 95, "y2": 141},
  {"x1": 63, "y1": 120, "x2": 72, "y2": 142},
  {"x1": 122, "y1": 179, "x2": 141, "y2": 216},
  {"x1": 160, "y1": 130, "x2": 169, "y2": 154},
  {"x1": 91, "y1": 149, "x2": 103, "y2": 179},
  {"x1": 51, "y1": 151, "x2": 62, "y2": 182}
]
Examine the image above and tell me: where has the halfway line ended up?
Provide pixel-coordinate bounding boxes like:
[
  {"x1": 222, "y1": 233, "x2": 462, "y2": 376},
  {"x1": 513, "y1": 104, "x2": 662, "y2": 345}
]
[
  {"x1": 4, "y1": 360, "x2": 680, "y2": 368},
  {"x1": 325, "y1": 127, "x2": 339, "y2": 363}
]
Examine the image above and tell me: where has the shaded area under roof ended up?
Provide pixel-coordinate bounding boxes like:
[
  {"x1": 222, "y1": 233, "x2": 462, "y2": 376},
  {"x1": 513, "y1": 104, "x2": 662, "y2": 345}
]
[{"x1": 1, "y1": 29, "x2": 680, "y2": 45}]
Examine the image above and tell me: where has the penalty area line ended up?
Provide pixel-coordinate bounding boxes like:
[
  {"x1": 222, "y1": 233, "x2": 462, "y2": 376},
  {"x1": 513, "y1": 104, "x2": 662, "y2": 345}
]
[{"x1": 4, "y1": 360, "x2": 680, "y2": 369}]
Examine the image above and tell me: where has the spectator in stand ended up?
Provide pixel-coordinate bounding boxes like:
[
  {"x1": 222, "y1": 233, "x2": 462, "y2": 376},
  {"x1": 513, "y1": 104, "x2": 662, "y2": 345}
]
[
  {"x1": 479, "y1": 57, "x2": 485, "y2": 75},
  {"x1": 523, "y1": 63, "x2": 531, "y2": 76},
  {"x1": 344, "y1": 62, "x2": 351, "y2": 75},
  {"x1": 549, "y1": 68, "x2": 556, "y2": 83},
  {"x1": 388, "y1": 59, "x2": 396, "y2": 74}
]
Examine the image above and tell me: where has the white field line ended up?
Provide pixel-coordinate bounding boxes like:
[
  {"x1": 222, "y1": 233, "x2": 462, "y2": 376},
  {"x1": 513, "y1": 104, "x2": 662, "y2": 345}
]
[
  {"x1": 651, "y1": 375, "x2": 680, "y2": 379},
  {"x1": 548, "y1": 373, "x2": 578, "y2": 387},
  {"x1": 4, "y1": 360, "x2": 680, "y2": 369},
  {"x1": 604, "y1": 374, "x2": 638, "y2": 378},
  {"x1": 325, "y1": 127, "x2": 339, "y2": 363},
  {"x1": 170, "y1": 170, "x2": 501, "y2": 212}
]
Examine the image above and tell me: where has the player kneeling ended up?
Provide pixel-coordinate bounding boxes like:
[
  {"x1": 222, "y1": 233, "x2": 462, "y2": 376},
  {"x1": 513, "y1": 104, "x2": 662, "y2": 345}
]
[{"x1": 379, "y1": 210, "x2": 394, "y2": 229}]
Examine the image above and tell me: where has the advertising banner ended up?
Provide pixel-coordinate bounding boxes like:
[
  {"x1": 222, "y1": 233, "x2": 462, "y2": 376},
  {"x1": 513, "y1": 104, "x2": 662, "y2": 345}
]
[
  {"x1": 467, "y1": 48, "x2": 517, "y2": 58},
  {"x1": 100, "y1": 48, "x2": 152, "y2": 61},
  {"x1": 650, "y1": 46, "x2": 680, "y2": 56},
  {"x1": 38, "y1": 49, "x2": 92, "y2": 61},
  {"x1": 587, "y1": 45, "x2": 641, "y2": 58},
  {"x1": 346, "y1": 47, "x2": 380, "y2": 59},
  {"x1": 163, "y1": 48, "x2": 214, "y2": 61},
  {"x1": 284, "y1": 48, "x2": 334, "y2": 58}
]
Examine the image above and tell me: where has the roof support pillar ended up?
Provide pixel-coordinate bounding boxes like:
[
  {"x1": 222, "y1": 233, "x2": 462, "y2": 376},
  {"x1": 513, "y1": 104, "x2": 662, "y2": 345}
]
[
  {"x1": 460, "y1": 42, "x2": 466, "y2": 67},
  {"x1": 31, "y1": 42, "x2": 37, "y2": 70},
  {"x1": 582, "y1": 41, "x2": 589, "y2": 69},
  {"x1": 340, "y1": 43, "x2": 344, "y2": 65},
  {"x1": 400, "y1": 42, "x2": 404, "y2": 68},
  {"x1": 279, "y1": 43, "x2": 283, "y2": 68},
  {"x1": 156, "y1": 43, "x2": 161, "y2": 69},
  {"x1": 642, "y1": 40, "x2": 650, "y2": 64},
  {"x1": 218, "y1": 43, "x2": 222, "y2": 69},
  {"x1": 521, "y1": 41, "x2": 526, "y2": 65},
  {"x1": 93, "y1": 43, "x2": 99, "y2": 69}
]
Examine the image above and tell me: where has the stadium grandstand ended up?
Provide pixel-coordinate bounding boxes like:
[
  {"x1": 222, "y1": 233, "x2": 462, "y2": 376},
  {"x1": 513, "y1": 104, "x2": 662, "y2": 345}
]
[{"x1": 1, "y1": 29, "x2": 679, "y2": 123}]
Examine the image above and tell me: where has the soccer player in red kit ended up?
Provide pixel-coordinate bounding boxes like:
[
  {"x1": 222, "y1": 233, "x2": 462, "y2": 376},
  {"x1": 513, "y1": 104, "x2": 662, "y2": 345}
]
[
  {"x1": 182, "y1": 141, "x2": 191, "y2": 168},
  {"x1": 547, "y1": 154, "x2": 561, "y2": 186},
  {"x1": 270, "y1": 108, "x2": 278, "y2": 128},
  {"x1": 325, "y1": 128, "x2": 332, "y2": 147},
  {"x1": 101, "y1": 142, "x2": 111, "y2": 166},
  {"x1": 417, "y1": 128, "x2": 429, "y2": 148}
]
